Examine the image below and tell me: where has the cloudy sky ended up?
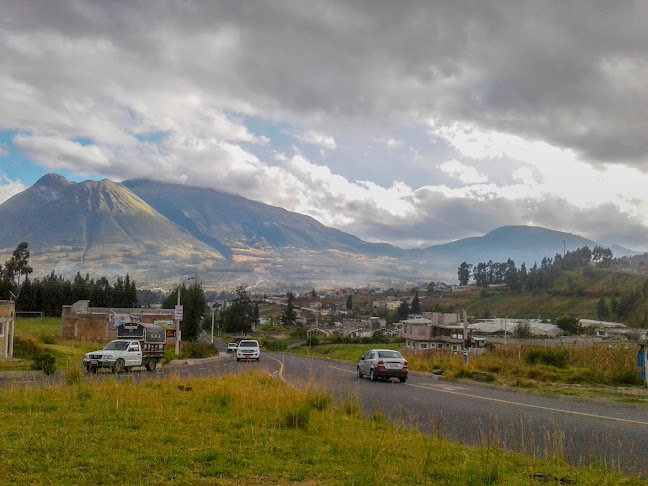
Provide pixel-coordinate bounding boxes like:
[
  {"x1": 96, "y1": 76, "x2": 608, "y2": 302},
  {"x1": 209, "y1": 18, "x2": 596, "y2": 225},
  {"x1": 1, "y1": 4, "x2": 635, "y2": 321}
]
[{"x1": 2, "y1": 1, "x2": 648, "y2": 250}]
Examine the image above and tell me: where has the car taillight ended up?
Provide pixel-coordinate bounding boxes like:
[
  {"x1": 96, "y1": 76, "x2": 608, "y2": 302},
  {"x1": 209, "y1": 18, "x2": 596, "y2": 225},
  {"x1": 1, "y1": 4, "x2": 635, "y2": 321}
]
[
  {"x1": 377, "y1": 360, "x2": 384, "y2": 367},
  {"x1": 403, "y1": 360, "x2": 408, "y2": 368}
]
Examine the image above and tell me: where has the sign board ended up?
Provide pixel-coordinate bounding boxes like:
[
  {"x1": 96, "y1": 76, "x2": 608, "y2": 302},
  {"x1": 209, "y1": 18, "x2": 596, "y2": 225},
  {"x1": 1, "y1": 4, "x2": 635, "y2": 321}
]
[
  {"x1": 166, "y1": 330, "x2": 176, "y2": 338},
  {"x1": 109, "y1": 313, "x2": 130, "y2": 331},
  {"x1": 155, "y1": 320, "x2": 174, "y2": 330},
  {"x1": 174, "y1": 305, "x2": 183, "y2": 321}
]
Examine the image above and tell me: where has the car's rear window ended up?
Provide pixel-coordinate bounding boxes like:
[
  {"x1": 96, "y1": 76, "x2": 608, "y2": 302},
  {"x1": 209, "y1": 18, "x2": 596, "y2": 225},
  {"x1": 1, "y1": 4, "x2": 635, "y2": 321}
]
[{"x1": 378, "y1": 351, "x2": 401, "y2": 358}]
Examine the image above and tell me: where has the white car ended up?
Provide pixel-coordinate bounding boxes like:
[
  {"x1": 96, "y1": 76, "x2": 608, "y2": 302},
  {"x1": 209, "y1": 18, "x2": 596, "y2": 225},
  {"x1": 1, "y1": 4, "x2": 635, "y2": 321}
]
[
  {"x1": 226, "y1": 342, "x2": 238, "y2": 353},
  {"x1": 236, "y1": 339, "x2": 261, "y2": 361}
]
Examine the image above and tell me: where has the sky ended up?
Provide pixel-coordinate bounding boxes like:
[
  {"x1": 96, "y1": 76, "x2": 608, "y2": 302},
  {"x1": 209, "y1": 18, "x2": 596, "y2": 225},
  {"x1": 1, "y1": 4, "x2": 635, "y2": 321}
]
[{"x1": 2, "y1": 1, "x2": 648, "y2": 251}]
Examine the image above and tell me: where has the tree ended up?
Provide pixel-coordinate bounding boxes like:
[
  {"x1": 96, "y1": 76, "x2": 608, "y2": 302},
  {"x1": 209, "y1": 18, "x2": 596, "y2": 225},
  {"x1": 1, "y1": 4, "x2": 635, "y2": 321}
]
[
  {"x1": 164, "y1": 280, "x2": 207, "y2": 341},
  {"x1": 281, "y1": 292, "x2": 297, "y2": 326},
  {"x1": 457, "y1": 262, "x2": 472, "y2": 286},
  {"x1": 4, "y1": 241, "x2": 33, "y2": 287},
  {"x1": 411, "y1": 291, "x2": 421, "y2": 314},
  {"x1": 556, "y1": 315, "x2": 580, "y2": 335},
  {"x1": 396, "y1": 300, "x2": 409, "y2": 321},
  {"x1": 596, "y1": 297, "x2": 610, "y2": 319},
  {"x1": 221, "y1": 285, "x2": 253, "y2": 334},
  {"x1": 513, "y1": 321, "x2": 532, "y2": 339},
  {"x1": 346, "y1": 294, "x2": 353, "y2": 310}
]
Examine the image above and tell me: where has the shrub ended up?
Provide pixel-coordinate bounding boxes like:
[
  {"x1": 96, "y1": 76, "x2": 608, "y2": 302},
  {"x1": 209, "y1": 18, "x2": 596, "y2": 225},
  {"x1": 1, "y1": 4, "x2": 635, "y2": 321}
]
[
  {"x1": 306, "y1": 392, "x2": 331, "y2": 411},
  {"x1": 39, "y1": 334, "x2": 56, "y2": 345},
  {"x1": 66, "y1": 366, "x2": 83, "y2": 385},
  {"x1": 525, "y1": 348, "x2": 570, "y2": 368},
  {"x1": 179, "y1": 342, "x2": 218, "y2": 359},
  {"x1": 13, "y1": 337, "x2": 45, "y2": 359},
  {"x1": 281, "y1": 404, "x2": 311, "y2": 429},
  {"x1": 31, "y1": 352, "x2": 57, "y2": 375}
]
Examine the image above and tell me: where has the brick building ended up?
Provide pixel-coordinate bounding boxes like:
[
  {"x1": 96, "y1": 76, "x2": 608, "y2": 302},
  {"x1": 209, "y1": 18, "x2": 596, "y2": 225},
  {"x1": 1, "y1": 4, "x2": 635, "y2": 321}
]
[
  {"x1": 0, "y1": 300, "x2": 16, "y2": 359},
  {"x1": 62, "y1": 300, "x2": 176, "y2": 343}
]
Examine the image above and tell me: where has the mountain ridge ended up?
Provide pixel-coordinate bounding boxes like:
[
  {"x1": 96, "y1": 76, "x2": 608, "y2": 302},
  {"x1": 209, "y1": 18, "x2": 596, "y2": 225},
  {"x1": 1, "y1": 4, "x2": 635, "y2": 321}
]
[{"x1": 0, "y1": 173, "x2": 638, "y2": 290}]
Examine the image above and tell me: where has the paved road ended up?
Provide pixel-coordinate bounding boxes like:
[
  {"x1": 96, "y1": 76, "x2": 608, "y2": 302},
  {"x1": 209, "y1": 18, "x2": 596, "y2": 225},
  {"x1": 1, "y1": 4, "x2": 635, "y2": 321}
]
[{"x1": 5, "y1": 341, "x2": 648, "y2": 474}]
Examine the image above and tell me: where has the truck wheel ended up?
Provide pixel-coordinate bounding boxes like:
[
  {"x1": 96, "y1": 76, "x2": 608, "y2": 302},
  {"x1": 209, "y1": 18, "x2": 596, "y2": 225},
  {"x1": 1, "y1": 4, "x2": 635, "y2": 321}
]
[
  {"x1": 114, "y1": 359, "x2": 125, "y2": 373},
  {"x1": 147, "y1": 359, "x2": 157, "y2": 372}
]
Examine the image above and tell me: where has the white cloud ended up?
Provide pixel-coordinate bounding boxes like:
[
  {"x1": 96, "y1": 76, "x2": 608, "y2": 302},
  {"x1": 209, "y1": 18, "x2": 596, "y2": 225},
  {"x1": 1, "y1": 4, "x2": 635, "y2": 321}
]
[
  {"x1": 439, "y1": 159, "x2": 488, "y2": 184},
  {"x1": 294, "y1": 130, "x2": 337, "y2": 150},
  {"x1": 0, "y1": 175, "x2": 26, "y2": 204},
  {"x1": 14, "y1": 135, "x2": 112, "y2": 172},
  {"x1": 3, "y1": 2, "x2": 648, "y2": 250}
]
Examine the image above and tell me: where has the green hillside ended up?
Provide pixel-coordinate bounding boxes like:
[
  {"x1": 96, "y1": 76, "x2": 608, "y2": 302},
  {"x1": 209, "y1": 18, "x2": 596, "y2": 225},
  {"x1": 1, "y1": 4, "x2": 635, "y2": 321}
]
[{"x1": 427, "y1": 268, "x2": 648, "y2": 326}]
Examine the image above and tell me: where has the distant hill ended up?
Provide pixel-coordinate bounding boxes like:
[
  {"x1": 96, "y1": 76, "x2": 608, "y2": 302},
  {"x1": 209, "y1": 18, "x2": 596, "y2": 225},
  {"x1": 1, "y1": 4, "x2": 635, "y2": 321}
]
[
  {"x1": 420, "y1": 226, "x2": 636, "y2": 271},
  {"x1": 0, "y1": 174, "x2": 637, "y2": 290}
]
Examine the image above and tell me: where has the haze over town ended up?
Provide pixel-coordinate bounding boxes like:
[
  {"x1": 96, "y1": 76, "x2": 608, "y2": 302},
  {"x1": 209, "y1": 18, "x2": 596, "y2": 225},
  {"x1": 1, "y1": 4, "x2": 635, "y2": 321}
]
[{"x1": 2, "y1": 2, "x2": 648, "y2": 250}]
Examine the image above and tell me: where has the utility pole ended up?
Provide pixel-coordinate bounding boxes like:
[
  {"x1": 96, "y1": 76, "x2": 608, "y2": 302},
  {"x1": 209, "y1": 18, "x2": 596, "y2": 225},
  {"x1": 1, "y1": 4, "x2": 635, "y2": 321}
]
[{"x1": 175, "y1": 276, "x2": 195, "y2": 356}]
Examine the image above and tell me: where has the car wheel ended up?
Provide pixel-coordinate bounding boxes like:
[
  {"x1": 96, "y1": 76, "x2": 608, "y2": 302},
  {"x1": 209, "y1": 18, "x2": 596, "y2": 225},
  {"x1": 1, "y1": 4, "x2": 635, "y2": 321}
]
[
  {"x1": 399, "y1": 377, "x2": 407, "y2": 383},
  {"x1": 90, "y1": 366, "x2": 97, "y2": 374},
  {"x1": 236, "y1": 358, "x2": 240, "y2": 362},
  {"x1": 370, "y1": 368, "x2": 378, "y2": 382},
  {"x1": 357, "y1": 367, "x2": 363, "y2": 379},
  {"x1": 114, "y1": 358, "x2": 125, "y2": 373},
  {"x1": 147, "y1": 359, "x2": 157, "y2": 372}
]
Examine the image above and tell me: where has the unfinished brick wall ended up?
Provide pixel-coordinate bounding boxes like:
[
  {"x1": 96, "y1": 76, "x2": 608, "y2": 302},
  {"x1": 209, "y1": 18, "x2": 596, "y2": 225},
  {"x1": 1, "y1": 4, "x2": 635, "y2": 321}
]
[{"x1": 61, "y1": 302, "x2": 176, "y2": 342}]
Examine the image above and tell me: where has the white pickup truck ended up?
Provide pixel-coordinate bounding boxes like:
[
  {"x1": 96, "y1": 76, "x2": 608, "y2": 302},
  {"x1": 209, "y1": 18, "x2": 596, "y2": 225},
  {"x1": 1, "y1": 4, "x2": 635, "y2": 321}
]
[{"x1": 83, "y1": 323, "x2": 166, "y2": 373}]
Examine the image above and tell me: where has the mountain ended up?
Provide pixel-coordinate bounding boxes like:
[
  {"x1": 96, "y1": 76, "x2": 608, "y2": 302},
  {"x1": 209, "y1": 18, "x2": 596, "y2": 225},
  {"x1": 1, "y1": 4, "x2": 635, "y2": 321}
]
[
  {"x1": 0, "y1": 174, "x2": 638, "y2": 290},
  {"x1": 0, "y1": 174, "x2": 225, "y2": 282}
]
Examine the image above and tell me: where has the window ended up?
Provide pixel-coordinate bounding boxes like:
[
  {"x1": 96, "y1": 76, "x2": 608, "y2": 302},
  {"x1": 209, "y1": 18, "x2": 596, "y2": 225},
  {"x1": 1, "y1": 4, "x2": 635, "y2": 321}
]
[
  {"x1": 419, "y1": 342, "x2": 428, "y2": 349},
  {"x1": 437, "y1": 343, "x2": 443, "y2": 349}
]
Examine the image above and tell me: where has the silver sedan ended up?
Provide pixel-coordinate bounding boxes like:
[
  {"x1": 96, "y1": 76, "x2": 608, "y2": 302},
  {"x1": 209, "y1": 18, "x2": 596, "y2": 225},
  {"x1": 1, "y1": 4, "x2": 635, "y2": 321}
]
[{"x1": 357, "y1": 349, "x2": 408, "y2": 383}]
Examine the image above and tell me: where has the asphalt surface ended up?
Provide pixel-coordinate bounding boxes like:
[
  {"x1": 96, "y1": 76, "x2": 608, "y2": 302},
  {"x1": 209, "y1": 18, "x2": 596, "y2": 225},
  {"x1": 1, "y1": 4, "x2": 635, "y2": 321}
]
[{"x1": 4, "y1": 340, "x2": 648, "y2": 475}]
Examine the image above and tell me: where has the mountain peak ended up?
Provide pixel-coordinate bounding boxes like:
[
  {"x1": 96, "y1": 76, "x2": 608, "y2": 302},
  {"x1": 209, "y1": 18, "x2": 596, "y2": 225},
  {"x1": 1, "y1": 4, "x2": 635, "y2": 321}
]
[{"x1": 33, "y1": 173, "x2": 71, "y2": 189}]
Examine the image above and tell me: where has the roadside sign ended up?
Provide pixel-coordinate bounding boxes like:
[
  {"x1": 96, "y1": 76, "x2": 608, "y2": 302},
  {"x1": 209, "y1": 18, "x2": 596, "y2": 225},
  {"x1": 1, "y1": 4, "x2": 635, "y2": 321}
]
[
  {"x1": 174, "y1": 305, "x2": 183, "y2": 320},
  {"x1": 166, "y1": 330, "x2": 176, "y2": 338}
]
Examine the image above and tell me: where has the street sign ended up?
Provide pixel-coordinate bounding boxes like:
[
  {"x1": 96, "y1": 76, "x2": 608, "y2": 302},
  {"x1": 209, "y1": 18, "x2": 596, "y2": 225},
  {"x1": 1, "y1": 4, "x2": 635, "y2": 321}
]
[{"x1": 174, "y1": 305, "x2": 183, "y2": 320}]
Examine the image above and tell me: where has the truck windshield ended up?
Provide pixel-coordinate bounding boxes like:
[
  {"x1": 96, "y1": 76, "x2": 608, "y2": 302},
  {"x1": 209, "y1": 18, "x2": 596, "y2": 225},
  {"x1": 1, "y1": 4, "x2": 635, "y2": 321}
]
[
  {"x1": 103, "y1": 341, "x2": 129, "y2": 351},
  {"x1": 239, "y1": 341, "x2": 258, "y2": 348}
]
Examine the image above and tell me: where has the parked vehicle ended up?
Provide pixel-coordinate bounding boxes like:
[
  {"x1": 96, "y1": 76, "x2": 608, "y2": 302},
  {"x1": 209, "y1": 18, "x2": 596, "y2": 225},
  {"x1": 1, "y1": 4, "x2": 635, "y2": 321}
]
[
  {"x1": 83, "y1": 323, "x2": 166, "y2": 373},
  {"x1": 227, "y1": 342, "x2": 238, "y2": 353},
  {"x1": 236, "y1": 339, "x2": 260, "y2": 361},
  {"x1": 357, "y1": 349, "x2": 408, "y2": 382}
]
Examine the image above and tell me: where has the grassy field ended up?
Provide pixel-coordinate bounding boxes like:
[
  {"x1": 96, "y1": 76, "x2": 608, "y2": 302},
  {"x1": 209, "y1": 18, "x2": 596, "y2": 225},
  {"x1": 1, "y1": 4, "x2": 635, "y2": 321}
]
[
  {"x1": 0, "y1": 317, "x2": 101, "y2": 373},
  {"x1": 0, "y1": 371, "x2": 644, "y2": 485}
]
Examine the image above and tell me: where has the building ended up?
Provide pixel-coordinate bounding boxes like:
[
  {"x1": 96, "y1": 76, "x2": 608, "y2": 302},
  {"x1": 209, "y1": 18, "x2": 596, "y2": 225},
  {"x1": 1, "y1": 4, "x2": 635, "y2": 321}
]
[
  {"x1": 400, "y1": 313, "x2": 484, "y2": 353},
  {"x1": 469, "y1": 318, "x2": 562, "y2": 337},
  {"x1": 0, "y1": 300, "x2": 16, "y2": 359},
  {"x1": 62, "y1": 300, "x2": 176, "y2": 342}
]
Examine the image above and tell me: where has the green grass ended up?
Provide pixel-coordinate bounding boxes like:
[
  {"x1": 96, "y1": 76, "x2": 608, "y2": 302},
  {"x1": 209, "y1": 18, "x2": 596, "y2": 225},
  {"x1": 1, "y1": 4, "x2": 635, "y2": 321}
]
[
  {"x1": 287, "y1": 342, "x2": 403, "y2": 362},
  {"x1": 0, "y1": 318, "x2": 101, "y2": 373},
  {"x1": 0, "y1": 371, "x2": 643, "y2": 485}
]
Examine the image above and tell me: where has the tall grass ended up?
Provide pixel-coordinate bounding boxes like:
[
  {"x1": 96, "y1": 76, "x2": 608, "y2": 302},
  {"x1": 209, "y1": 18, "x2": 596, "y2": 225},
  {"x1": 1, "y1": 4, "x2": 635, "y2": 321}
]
[
  {"x1": 0, "y1": 371, "x2": 641, "y2": 485},
  {"x1": 404, "y1": 343, "x2": 643, "y2": 388}
]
